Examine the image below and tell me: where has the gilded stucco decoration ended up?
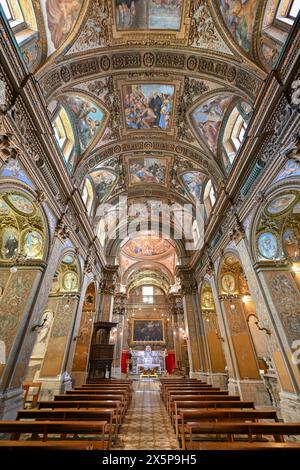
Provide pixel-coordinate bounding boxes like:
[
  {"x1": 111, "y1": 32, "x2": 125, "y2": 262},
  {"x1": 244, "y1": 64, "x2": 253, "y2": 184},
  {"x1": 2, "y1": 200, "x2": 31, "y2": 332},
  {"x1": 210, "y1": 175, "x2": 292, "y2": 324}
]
[
  {"x1": 0, "y1": 191, "x2": 46, "y2": 261},
  {"x1": 255, "y1": 190, "x2": 300, "y2": 262}
]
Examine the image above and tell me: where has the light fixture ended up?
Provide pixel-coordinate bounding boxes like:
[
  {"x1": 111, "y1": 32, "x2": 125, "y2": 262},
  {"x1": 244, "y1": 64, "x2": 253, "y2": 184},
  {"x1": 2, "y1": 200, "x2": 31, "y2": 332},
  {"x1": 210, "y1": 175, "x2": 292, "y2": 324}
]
[
  {"x1": 292, "y1": 262, "x2": 300, "y2": 273},
  {"x1": 242, "y1": 295, "x2": 251, "y2": 303}
]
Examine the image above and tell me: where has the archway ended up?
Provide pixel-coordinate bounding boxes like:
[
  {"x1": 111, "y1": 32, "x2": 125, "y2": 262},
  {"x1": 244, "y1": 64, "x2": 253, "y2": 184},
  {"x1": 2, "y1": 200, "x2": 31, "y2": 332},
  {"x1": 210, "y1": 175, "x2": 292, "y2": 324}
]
[{"x1": 218, "y1": 252, "x2": 271, "y2": 403}]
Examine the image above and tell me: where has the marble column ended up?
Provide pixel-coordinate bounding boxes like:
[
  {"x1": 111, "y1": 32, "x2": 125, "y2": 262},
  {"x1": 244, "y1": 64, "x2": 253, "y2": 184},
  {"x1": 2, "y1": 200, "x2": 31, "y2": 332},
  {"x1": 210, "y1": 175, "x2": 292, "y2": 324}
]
[
  {"x1": 111, "y1": 293, "x2": 126, "y2": 378},
  {"x1": 98, "y1": 266, "x2": 118, "y2": 322},
  {"x1": 176, "y1": 268, "x2": 202, "y2": 378},
  {"x1": 38, "y1": 292, "x2": 80, "y2": 401},
  {"x1": 0, "y1": 233, "x2": 64, "y2": 419}
]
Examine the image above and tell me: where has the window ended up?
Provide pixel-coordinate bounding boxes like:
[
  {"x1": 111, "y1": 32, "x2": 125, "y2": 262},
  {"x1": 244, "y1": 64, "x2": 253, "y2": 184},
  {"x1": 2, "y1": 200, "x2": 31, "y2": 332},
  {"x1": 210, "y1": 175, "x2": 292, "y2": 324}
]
[
  {"x1": 53, "y1": 107, "x2": 75, "y2": 162},
  {"x1": 82, "y1": 178, "x2": 94, "y2": 215},
  {"x1": 204, "y1": 180, "x2": 216, "y2": 218},
  {"x1": 237, "y1": 121, "x2": 247, "y2": 145},
  {"x1": 142, "y1": 286, "x2": 154, "y2": 304},
  {"x1": 287, "y1": 0, "x2": 300, "y2": 18},
  {"x1": 0, "y1": 0, "x2": 23, "y2": 23},
  {"x1": 0, "y1": 0, "x2": 13, "y2": 20}
]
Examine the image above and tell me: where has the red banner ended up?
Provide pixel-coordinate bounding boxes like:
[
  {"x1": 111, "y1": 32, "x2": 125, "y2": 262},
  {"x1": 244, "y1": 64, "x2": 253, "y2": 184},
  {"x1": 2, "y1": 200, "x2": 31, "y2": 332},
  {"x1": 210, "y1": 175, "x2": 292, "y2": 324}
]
[
  {"x1": 165, "y1": 351, "x2": 176, "y2": 374},
  {"x1": 121, "y1": 350, "x2": 129, "y2": 374}
]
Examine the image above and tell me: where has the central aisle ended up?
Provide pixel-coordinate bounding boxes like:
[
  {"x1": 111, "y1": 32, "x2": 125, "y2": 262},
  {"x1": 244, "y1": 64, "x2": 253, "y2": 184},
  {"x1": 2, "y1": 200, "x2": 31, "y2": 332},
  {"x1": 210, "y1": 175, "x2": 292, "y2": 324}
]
[{"x1": 113, "y1": 379, "x2": 179, "y2": 450}]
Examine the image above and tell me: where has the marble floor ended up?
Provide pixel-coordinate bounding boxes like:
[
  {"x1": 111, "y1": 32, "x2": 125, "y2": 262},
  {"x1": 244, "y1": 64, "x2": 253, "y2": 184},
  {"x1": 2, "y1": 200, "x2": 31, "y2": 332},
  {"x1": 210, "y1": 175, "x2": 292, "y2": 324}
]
[{"x1": 112, "y1": 379, "x2": 179, "y2": 450}]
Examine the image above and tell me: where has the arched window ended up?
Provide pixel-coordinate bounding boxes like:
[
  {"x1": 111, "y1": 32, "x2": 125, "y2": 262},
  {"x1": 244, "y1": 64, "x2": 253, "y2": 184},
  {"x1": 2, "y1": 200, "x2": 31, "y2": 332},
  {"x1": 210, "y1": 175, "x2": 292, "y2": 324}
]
[
  {"x1": 204, "y1": 180, "x2": 216, "y2": 217},
  {"x1": 222, "y1": 101, "x2": 252, "y2": 171},
  {"x1": 82, "y1": 178, "x2": 94, "y2": 215},
  {"x1": 260, "y1": 0, "x2": 300, "y2": 68},
  {"x1": 276, "y1": 0, "x2": 300, "y2": 24},
  {"x1": 0, "y1": 0, "x2": 37, "y2": 44},
  {"x1": 53, "y1": 107, "x2": 75, "y2": 163}
]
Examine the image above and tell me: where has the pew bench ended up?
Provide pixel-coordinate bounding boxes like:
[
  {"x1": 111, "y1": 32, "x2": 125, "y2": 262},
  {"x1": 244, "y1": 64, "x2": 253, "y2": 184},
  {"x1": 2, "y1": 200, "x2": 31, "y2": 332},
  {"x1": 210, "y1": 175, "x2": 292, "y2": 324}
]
[
  {"x1": 0, "y1": 440, "x2": 110, "y2": 450},
  {"x1": 17, "y1": 408, "x2": 119, "y2": 441},
  {"x1": 167, "y1": 393, "x2": 237, "y2": 414},
  {"x1": 54, "y1": 394, "x2": 127, "y2": 414},
  {"x1": 183, "y1": 422, "x2": 300, "y2": 450},
  {"x1": 172, "y1": 401, "x2": 255, "y2": 431},
  {"x1": 37, "y1": 400, "x2": 123, "y2": 424},
  {"x1": 0, "y1": 420, "x2": 109, "y2": 448},
  {"x1": 178, "y1": 409, "x2": 279, "y2": 448}
]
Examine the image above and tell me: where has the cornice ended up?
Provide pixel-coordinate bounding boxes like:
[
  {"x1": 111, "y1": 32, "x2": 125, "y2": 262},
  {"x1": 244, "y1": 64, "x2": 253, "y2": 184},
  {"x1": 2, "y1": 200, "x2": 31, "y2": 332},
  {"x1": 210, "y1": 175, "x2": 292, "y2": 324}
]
[{"x1": 37, "y1": 48, "x2": 264, "y2": 102}]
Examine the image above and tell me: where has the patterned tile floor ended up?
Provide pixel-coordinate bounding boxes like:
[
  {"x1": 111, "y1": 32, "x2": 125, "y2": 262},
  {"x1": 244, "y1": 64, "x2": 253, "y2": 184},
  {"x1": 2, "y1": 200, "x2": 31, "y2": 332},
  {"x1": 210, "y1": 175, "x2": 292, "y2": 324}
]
[{"x1": 112, "y1": 379, "x2": 179, "y2": 450}]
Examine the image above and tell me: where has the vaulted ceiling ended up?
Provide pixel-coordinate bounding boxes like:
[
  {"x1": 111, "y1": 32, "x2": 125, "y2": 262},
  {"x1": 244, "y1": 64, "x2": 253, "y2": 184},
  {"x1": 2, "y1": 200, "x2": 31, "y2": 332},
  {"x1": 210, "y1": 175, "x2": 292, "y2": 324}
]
[{"x1": 3, "y1": 0, "x2": 296, "y2": 266}]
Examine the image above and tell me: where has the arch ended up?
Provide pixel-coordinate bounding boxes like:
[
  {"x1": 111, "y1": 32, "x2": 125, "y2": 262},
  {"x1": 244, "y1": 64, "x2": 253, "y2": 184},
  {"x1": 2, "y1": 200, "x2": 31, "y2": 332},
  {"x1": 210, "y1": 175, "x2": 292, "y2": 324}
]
[
  {"x1": 122, "y1": 260, "x2": 175, "y2": 288},
  {"x1": 199, "y1": 278, "x2": 227, "y2": 375},
  {"x1": 218, "y1": 250, "x2": 270, "y2": 381},
  {"x1": 0, "y1": 187, "x2": 49, "y2": 262},
  {"x1": 250, "y1": 185, "x2": 300, "y2": 264}
]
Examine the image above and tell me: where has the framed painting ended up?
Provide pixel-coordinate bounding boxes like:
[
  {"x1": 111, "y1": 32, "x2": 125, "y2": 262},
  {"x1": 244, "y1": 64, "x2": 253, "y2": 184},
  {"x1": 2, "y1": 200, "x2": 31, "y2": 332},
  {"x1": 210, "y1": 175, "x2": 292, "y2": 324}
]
[
  {"x1": 221, "y1": 274, "x2": 236, "y2": 293},
  {"x1": 119, "y1": 80, "x2": 180, "y2": 136},
  {"x1": 257, "y1": 232, "x2": 278, "y2": 260},
  {"x1": 132, "y1": 319, "x2": 165, "y2": 343},
  {"x1": 110, "y1": 0, "x2": 189, "y2": 43},
  {"x1": 127, "y1": 156, "x2": 169, "y2": 187},
  {"x1": 266, "y1": 194, "x2": 297, "y2": 216}
]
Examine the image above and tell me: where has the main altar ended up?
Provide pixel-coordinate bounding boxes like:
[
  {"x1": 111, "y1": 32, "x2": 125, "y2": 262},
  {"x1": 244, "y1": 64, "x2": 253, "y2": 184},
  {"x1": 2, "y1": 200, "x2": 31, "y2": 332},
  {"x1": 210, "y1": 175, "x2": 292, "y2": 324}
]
[{"x1": 131, "y1": 346, "x2": 165, "y2": 375}]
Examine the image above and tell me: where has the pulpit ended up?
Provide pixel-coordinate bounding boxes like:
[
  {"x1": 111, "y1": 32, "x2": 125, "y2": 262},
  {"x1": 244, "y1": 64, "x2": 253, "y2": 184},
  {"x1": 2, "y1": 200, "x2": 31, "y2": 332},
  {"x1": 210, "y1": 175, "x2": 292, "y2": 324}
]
[{"x1": 87, "y1": 322, "x2": 117, "y2": 381}]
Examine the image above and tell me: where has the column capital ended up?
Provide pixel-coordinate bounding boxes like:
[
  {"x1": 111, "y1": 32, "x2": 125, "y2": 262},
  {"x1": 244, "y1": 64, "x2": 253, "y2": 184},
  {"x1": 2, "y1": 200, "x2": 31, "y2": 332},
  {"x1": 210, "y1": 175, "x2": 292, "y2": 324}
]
[
  {"x1": 99, "y1": 265, "x2": 119, "y2": 295},
  {"x1": 54, "y1": 217, "x2": 70, "y2": 242},
  {"x1": 229, "y1": 215, "x2": 245, "y2": 244},
  {"x1": 175, "y1": 267, "x2": 197, "y2": 295}
]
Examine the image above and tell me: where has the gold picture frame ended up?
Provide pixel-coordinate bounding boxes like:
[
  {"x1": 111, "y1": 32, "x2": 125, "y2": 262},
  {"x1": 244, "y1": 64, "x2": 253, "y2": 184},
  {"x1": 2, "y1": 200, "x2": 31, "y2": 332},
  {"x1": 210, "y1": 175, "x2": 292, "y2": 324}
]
[{"x1": 131, "y1": 318, "x2": 165, "y2": 344}]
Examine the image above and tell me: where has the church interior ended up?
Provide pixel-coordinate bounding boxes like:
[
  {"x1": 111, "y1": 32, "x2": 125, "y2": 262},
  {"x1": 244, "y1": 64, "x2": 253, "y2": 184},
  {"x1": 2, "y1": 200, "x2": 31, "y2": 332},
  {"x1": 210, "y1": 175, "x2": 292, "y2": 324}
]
[{"x1": 0, "y1": 0, "x2": 300, "y2": 455}]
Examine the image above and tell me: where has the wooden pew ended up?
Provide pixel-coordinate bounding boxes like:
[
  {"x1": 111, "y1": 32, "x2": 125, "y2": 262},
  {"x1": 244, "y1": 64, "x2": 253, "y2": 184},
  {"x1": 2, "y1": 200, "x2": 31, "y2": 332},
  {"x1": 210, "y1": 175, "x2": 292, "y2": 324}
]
[
  {"x1": 17, "y1": 408, "x2": 118, "y2": 442},
  {"x1": 0, "y1": 441, "x2": 110, "y2": 450},
  {"x1": 163, "y1": 386, "x2": 220, "y2": 400},
  {"x1": 179, "y1": 409, "x2": 279, "y2": 448},
  {"x1": 184, "y1": 422, "x2": 300, "y2": 449},
  {"x1": 162, "y1": 386, "x2": 218, "y2": 402},
  {"x1": 0, "y1": 420, "x2": 109, "y2": 448},
  {"x1": 184, "y1": 442, "x2": 300, "y2": 451},
  {"x1": 66, "y1": 388, "x2": 132, "y2": 405},
  {"x1": 172, "y1": 401, "x2": 255, "y2": 431},
  {"x1": 167, "y1": 391, "x2": 231, "y2": 413},
  {"x1": 37, "y1": 400, "x2": 123, "y2": 423},
  {"x1": 53, "y1": 394, "x2": 127, "y2": 414},
  {"x1": 169, "y1": 395, "x2": 242, "y2": 417}
]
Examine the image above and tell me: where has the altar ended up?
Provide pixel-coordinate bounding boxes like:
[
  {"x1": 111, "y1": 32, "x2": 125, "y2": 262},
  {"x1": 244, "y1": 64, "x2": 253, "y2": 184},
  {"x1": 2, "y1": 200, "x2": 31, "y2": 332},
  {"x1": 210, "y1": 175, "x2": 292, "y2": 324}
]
[{"x1": 131, "y1": 346, "x2": 165, "y2": 375}]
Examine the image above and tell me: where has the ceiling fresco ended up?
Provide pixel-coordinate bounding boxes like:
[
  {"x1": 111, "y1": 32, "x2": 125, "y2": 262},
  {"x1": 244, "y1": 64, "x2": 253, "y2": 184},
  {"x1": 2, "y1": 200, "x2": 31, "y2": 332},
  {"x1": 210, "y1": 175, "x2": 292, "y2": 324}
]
[
  {"x1": 89, "y1": 169, "x2": 118, "y2": 201},
  {"x1": 218, "y1": 0, "x2": 258, "y2": 53},
  {"x1": 180, "y1": 171, "x2": 207, "y2": 202},
  {"x1": 192, "y1": 95, "x2": 233, "y2": 154},
  {"x1": 114, "y1": 0, "x2": 184, "y2": 31},
  {"x1": 41, "y1": 0, "x2": 84, "y2": 55},
  {"x1": 1, "y1": 0, "x2": 298, "y2": 262},
  {"x1": 123, "y1": 235, "x2": 172, "y2": 258},
  {"x1": 122, "y1": 84, "x2": 175, "y2": 131},
  {"x1": 128, "y1": 157, "x2": 169, "y2": 187}
]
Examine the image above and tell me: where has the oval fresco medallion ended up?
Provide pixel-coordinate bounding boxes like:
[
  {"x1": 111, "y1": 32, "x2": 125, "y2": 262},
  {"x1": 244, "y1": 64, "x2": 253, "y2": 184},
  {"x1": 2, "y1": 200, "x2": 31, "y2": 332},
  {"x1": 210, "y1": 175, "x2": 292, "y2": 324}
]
[
  {"x1": 257, "y1": 232, "x2": 278, "y2": 260},
  {"x1": 7, "y1": 194, "x2": 34, "y2": 215},
  {"x1": 266, "y1": 194, "x2": 296, "y2": 215}
]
